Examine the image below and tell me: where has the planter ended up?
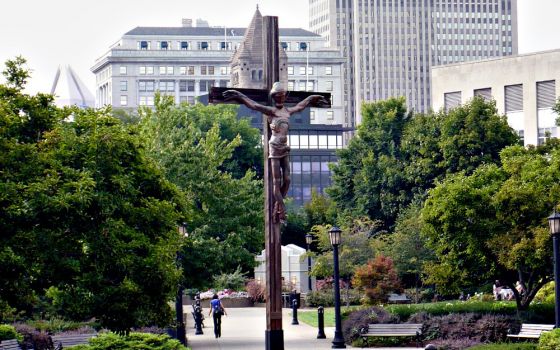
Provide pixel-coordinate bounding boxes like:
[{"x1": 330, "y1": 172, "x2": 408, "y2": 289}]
[{"x1": 195, "y1": 297, "x2": 254, "y2": 308}]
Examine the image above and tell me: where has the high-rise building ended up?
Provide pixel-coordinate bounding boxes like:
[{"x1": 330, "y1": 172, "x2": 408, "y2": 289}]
[{"x1": 309, "y1": 0, "x2": 518, "y2": 125}]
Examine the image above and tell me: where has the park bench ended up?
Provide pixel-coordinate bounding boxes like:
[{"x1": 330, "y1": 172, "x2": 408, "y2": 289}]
[
  {"x1": 52, "y1": 333, "x2": 96, "y2": 349},
  {"x1": 361, "y1": 323, "x2": 423, "y2": 347},
  {"x1": 507, "y1": 323, "x2": 554, "y2": 340},
  {"x1": 387, "y1": 293, "x2": 411, "y2": 304},
  {"x1": 0, "y1": 339, "x2": 22, "y2": 350}
]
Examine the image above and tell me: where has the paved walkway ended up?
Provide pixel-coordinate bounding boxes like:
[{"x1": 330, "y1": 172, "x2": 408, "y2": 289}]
[{"x1": 185, "y1": 307, "x2": 421, "y2": 350}]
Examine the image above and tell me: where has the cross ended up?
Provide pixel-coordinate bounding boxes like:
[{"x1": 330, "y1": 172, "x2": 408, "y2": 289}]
[{"x1": 209, "y1": 16, "x2": 331, "y2": 350}]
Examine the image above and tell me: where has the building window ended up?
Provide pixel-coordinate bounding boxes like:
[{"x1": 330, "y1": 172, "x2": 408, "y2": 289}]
[
  {"x1": 298, "y1": 42, "x2": 308, "y2": 51},
  {"x1": 120, "y1": 81, "x2": 127, "y2": 91},
  {"x1": 187, "y1": 96, "x2": 195, "y2": 104},
  {"x1": 139, "y1": 66, "x2": 146, "y2": 75},
  {"x1": 307, "y1": 66, "x2": 314, "y2": 75},
  {"x1": 120, "y1": 95, "x2": 127, "y2": 106},
  {"x1": 180, "y1": 66, "x2": 187, "y2": 75},
  {"x1": 505, "y1": 84, "x2": 523, "y2": 112},
  {"x1": 326, "y1": 110, "x2": 334, "y2": 120},
  {"x1": 299, "y1": 66, "x2": 306, "y2": 75},
  {"x1": 160, "y1": 41, "x2": 169, "y2": 50},
  {"x1": 537, "y1": 80, "x2": 556, "y2": 109},
  {"x1": 306, "y1": 81, "x2": 314, "y2": 91},
  {"x1": 140, "y1": 96, "x2": 155, "y2": 106},
  {"x1": 288, "y1": 81, "x2": 295, "y2": 91},
  {"x1": 325, "y1": 81, "x2": 333, "y2": 91},
  {"x1": 199, "y1": 41, "x2": 209, "y2": 50},
  {"x1": 444, "y1": 91, "x2": 461, "y2": 112},
  {"x1": 146, "y1": 66, "x2": 154, "y2": 75},
  {"x1": 208, "y1": 66, "x2": 214, "y2": 75},
  {"x1": 298, "y1": 82, "x2": 306, "y2": 91},
  {"x1": 281, "y1": 42, "x2": 290, "y2": 51},
  {"x1": 159, "y1": 81, "x2": 174, "y2": 92},
  {"x1": 220, "y1": 42, "x2": 232, "y2": 50},
  {"x1": 220, "y1": 66, "x2": 230, "y2": 75},
  {"x1": 188, "y1": 66, "x2": 195, "y2": 75},
  {"x1": 199, "y1": 80, "x2": 214, "y2": 92},
  {"x1": 138, "y1": 41, "x2": 149, "y2": 50},
  {"x1": 139, "y1": 80, "x2": 155, "y2": 92},
  {"x1": 119, "y1": 66, "x2": 127, "y2": 75},
  {"x1": 179, "y1": 80, "x2": 187, "y2": 92},
  {"x1": 219, "y1": 80, "x2": 228, "y2": 87},
  {"x1": 180, "y1": 41, "x2": 189, "y2": 50},
  {"x1": 287, "y1": 66, "x2": 294, "y2": 75},
  {"x1": 325, "y1": 66, "x2": 332, "y2": 75},
  {"x1": 474, "y1": 87, "x2": 492, "y2": 102},
  {"x1": 201, "y1": 66, "x2": 207, "y2": 75},
  {"x1": 310, "y1": 111, "x2": 315, "y2": 120},
  {"x1": 159, "y1": 66, "x2": 166, "y2": 75},
  {"x1": 167, "y1": 66, "x2": 174, "y2": 75},
  {"x1": 187, "y1": 80, "x2": 195, "y2": 92}
]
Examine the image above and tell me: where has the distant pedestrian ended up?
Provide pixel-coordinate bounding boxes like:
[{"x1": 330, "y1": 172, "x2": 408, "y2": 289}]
[{"x1": 208, "y1": 294, "x2": 227, "y2": 338}]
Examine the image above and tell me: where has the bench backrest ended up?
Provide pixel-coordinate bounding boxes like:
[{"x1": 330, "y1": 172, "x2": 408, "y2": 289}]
[
  {"x1": 368, "y1": 323, "x2": 422, "y2": 335},
  {"x1": 519, "y1": 324, "x2": 555, "y2": 334},
  {"x1": 0, "y1": 339, "x2": 22, "y2": 350},
  {"x1": 52, "y1": 334, "x2": 95, "y2": 348}
]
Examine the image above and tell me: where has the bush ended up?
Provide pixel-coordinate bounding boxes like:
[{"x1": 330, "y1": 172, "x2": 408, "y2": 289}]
[
  {"x1": 534, "y1": 282, "x2": 555, "y2": 304},
  {"x1": 352, "y1": 256, "x2": 401, "y2": 305},
  {"x1": 539, "y1": 328, "x2": 560, "y2": 350},
  {"x1": 306, "y1": 289, "x2": 361, "y2": 307},
  {"x1": 0, "y1": 324, "x2": 19, "y2": 341},
  {"x1": 341, "y1": 306, "x2": 399, "y2": 345},
  {"x1": 245, "y1": 279, "x2": 265, "y2": 303},
  {"x1": 66, "y1": 332, "x2": 188, "y2": 350},
  {"x1": 212, "y1": 267, "x2": 246, "y2": 291},
  {"x1": 467, "y1": 343, "x2": 537, "y2": 350}
]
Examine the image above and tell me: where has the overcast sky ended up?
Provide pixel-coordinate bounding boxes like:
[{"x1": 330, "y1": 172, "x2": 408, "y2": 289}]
[{"x1": 1, "y1": 0, "x2": 559, "y2": 95}]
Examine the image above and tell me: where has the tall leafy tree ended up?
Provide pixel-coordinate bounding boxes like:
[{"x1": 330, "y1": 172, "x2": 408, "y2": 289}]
[
  {"x1": 138, "y1": 96, "x2": 264, "y2": 289},
  {"x1": 0, "y1": 58, "x2": 184, "y2": 331},
  {"x1": 422, "y1": 144, "x2": 560, "y2": 309}
]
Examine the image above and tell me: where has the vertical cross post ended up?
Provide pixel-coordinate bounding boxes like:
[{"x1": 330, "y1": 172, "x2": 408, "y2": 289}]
[{"x1": 263, "y1": 16, "x2": 284, "y2": 350}]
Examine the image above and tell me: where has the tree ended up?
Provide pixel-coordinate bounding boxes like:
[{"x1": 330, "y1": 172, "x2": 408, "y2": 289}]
[
  {"x1": 0, "y1": 58, "x2": 184, "y2": 331},
  {"x1": 138, "y1": 95, "x2": 264, "y2": 289},
  {"x1": 328, "y1": 97, "x2": 518, "y2": 230},
  {"x1": 422, "y1": 143, "x2": 560, "y2": 309},
  {"x1": 352, "y1": 255, "x2": 401, "y2": 304}
]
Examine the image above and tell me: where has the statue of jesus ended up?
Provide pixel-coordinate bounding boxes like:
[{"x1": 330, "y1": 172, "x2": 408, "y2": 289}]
[{"x1": 223, "y1": 82, "x2": 329, "y2": 222}]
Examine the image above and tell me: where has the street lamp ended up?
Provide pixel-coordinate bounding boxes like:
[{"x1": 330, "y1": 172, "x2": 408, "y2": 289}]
[
  {"x1": 306, "y1": 233, "x2": 313, "y2": 292},
  {"x1": 328, "y1": 226, "x2": 346, "y2": 349},
  {"x1": 548, "y1": 210, "x2": 560, "y2": 328}
]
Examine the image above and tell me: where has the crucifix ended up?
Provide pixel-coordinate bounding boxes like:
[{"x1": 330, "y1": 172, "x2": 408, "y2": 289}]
[{"x1": 209, "y1": 16, "x2": 331, "y2": 350}]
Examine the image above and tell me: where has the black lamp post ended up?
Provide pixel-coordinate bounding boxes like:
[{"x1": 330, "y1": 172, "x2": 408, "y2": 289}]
[
  {"x1": 175, "y1": 223, "x2": 189, "y2": 345},
  {"x1": 306, "y1": 233, "x2": 313, "y2": 292},
  {"x1": 329, "y1": 226, "x2": 346, "y2": 349},
  {"x1": 548, "y1": 210, "x2": 560, "y2": 328}
]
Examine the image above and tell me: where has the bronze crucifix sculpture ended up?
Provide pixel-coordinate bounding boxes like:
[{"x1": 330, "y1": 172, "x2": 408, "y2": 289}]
[{"x1": 223, "y1": 83, "x2": 328, "y2": 222}]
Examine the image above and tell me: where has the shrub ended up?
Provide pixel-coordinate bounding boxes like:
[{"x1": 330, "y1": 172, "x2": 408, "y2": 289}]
[
  {"x1": 66, "y1": 332, "x2": 188, "y2": 350},
  {"x1": 467, "y1": 343, "x2": 537, "y2": 350},
  {"x1": 0, "y1": 324, "x2": 20, "y2": 341},
  {"x1": 305, "y1": 289, "x2": 361, "y2": 307},
  {"x1": 352, "y1": 255, "x2": 401, "y2": 305},
  {"x1": 245, "y1": 279, "x2": 265, "y2": 303},
  {"x1": 538, "y1": 328, "x2": 560, "y2": 350},
  {"x1": 341, "y1": 306, "x2": 399, "y2": 345},
  {"x1": 20, "y1": 331, "x2": 54, "y2": 350},
  {"x1": 534, "y1": 282, "x2": 555, "y2": 304},
  {"x1": 212, "y1": 267, "x2": 246, "y2": 291}
]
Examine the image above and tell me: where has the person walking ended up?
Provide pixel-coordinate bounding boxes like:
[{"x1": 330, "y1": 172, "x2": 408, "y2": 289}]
[{"x1": 208, "y1": 294, "x2": 227, "y2": 338}]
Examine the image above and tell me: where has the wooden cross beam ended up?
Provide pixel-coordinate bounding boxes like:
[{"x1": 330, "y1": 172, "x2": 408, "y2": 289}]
[{"x1": 209, "y1": 16, "x2": 330, "y2": 350}]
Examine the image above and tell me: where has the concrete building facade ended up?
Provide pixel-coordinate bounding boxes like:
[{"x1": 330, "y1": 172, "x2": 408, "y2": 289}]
[
  {"x1": 431, "y1": 49, "x2": 560, "y2": 147},
  {"x1": 309, "y1": 0, "x2": 518, "y2": 125},
  {"x1": 91, "y1": 12, "x2": 345, "y2": 125}
]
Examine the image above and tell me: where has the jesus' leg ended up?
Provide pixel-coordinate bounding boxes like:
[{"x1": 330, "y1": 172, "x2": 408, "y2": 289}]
[
  {"x1": 279, "y1": 156, "x2": 290, "y2": 198},
  {"x1": 271, "y1": 158, "x2": 286, "y2": 222}
]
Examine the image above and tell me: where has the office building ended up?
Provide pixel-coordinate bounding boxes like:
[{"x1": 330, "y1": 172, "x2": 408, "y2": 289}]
[
  {"x1": 432, "y1": 49, "x2": 560, "y2": 147},
  {"x1": 309, "y1": 0, "x2": 518, "y2": 125}
]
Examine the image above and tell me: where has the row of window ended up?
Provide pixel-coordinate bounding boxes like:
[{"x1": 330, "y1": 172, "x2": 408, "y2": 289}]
[
  {"x1": 133, "y1": 65, "x2": 231, "y2": 76},
  {"x1": 136, "y1": 40, "x2": 314, "y2": 52},
  {"x1": 133, "y1": 79, "x2": 228, "y2": 92}
]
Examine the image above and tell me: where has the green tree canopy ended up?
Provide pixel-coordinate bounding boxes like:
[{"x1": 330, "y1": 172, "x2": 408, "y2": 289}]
[
  {"x1": 328, "y1": 97, "x2": 518, "y2": 229},
  {"x1": 138, "y1": 96, "x2": 264, "y2": 289},
  {"x1": 422, "y1": 143, "x2": 560, "y2": 309},
  {"x1": 0, "y1": 58, "x2": 185, "y2": 331}
]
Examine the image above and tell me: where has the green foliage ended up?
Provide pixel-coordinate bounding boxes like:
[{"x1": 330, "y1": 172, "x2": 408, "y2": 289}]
[
  {"x1": 138, "y1": 95, "x2": 263, "y2": 290},
  {"x1": 538, "y1": 328, "x2": 560, "y2": 350},
  {"x1": 534, "y1": 282, "x2": 555, "y2": 304},
  {"x1": 467, "y1": 344, "x2": 536, "y2": 350},
  {"x1": 67, "y1": 332, "x2": 188, "y2": 350},
  {"x1": 0, "y1": 324, "x2": 20, "y2": 341},
  {"x1": 2, "y1": 56, "x2": 30, "y2": 90},
  {"x1": 422, "y1": 144, "x2": 560, "y2": 309},
  {"x1": 212, "y1": 266, "x2": 246, "y2": 291},
  {"x1": 0, "y1": 58, "x2": 184, "y2": 332},
  {"x1": 26, "y1": 318, "x2": 97, "y2": 333},
  {"x1": 328, "y1": 97, "x2": 517, "y2": 230},
  {"x1": 303, "y1": 189, "x2": 337, "y2": 227},
  {"x1": 353, "y1": 256, "x2": 401, "y2": 304},
  {"x1": 305, "y1": 289, "x2": 361, "y2": 307}
]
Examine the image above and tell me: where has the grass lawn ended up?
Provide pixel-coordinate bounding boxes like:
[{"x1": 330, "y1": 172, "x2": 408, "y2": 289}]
[{"x1": 297, "y1": 307, "x2": 358, "y2": 328}]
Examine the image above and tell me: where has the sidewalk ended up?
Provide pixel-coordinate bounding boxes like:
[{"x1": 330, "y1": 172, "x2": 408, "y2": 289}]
[{"x1": 185, "y1": 307, "x2": 420, "y2": 350}]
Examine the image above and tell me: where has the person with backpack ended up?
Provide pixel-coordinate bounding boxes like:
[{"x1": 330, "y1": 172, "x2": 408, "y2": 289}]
[{"x1": 208, "y1": 294, "x2": 227, "y2": 338}]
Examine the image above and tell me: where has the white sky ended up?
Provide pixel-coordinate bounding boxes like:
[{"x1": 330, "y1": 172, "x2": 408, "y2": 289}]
[{"x1": 0, "y1": 0, "x2": 559, "y2": 95}]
